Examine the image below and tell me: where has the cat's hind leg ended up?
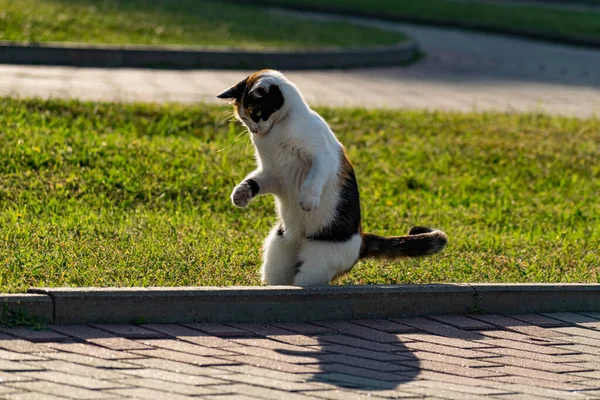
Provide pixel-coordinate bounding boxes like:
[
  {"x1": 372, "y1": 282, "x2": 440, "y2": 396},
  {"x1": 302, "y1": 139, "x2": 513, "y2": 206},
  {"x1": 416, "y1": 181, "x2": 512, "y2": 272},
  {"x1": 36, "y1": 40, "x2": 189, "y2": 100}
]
[
  {"x1": 261, "y1": 225, "x2": 298, "y2": 285},
  {"x1": 293, "y1": 234, "x2": 362, "y2": 287}
]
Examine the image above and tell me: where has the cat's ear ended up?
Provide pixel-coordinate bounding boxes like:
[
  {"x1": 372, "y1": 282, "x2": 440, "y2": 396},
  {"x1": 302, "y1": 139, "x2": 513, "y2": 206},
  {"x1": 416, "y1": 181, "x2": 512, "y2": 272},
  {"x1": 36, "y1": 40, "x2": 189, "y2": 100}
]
[
  {"x1": 248, "y1": 76, "x2": 278, "y2": 99},
  {"x1": 217, "y1": 78, "x2": 247, "y2": 100}
]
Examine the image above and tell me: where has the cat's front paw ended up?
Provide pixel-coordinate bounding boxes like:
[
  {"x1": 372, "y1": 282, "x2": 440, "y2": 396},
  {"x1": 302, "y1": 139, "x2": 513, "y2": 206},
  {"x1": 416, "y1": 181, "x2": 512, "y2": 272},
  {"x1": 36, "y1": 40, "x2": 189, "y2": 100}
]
[
  {"x1": 231, "y1": 181, "x2": 254, "y2": 208},
  {"x1": 299, "y1": 190, "x2": 320, "y2": 212}
]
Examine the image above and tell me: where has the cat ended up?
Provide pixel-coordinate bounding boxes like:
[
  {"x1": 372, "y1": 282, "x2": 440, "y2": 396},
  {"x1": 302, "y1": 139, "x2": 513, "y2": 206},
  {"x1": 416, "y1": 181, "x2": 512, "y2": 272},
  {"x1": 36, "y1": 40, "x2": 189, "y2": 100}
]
[{"x1": 218, "y1": 69, "x2": 447, "y2": 287}]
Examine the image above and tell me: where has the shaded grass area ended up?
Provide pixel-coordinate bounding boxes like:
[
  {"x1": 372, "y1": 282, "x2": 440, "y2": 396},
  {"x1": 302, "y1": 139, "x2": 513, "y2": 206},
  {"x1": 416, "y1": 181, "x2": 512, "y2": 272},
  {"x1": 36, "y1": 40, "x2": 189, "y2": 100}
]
[
  {"x1": 0, "y1": 0, "x2": 405, "y2": 48},
  {"x1": 252, "y1": 0, "x2": 600, "y2": 42},
  {"x1": 0, "y1": 98, "x2": 599, "y2": 292}
]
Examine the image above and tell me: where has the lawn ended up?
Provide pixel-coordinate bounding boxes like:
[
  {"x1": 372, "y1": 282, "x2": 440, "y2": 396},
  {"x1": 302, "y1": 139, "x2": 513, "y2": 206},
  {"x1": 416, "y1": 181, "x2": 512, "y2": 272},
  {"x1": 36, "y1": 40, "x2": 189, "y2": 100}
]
[
  {"x1": 0, "y1": 0, "x2": 405, "y2": 48},
  {"x1": 0, "y1": 98, "x2": 598, "y2": 293},
  {"x1": 254, "y1": 0, "x2": 600, "y2": 42}
]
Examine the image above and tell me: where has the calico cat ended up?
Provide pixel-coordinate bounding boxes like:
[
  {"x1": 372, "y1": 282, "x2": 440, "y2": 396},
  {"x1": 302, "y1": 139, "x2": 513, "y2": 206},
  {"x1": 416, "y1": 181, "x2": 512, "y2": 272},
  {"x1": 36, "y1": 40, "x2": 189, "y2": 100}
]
[{"x1": 218, "y1": 69, "x2": 447, "y2": 286}]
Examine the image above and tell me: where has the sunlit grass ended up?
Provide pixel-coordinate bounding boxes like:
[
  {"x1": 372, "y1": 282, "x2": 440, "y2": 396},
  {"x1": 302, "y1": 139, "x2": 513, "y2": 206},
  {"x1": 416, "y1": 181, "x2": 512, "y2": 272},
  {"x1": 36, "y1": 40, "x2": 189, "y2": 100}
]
[
  {"x1": 0, "y1": 98, "x2": 598, "y2": 292},
  {"x1": 0, "y1": 0, "x2": 405, "y2": 48}
]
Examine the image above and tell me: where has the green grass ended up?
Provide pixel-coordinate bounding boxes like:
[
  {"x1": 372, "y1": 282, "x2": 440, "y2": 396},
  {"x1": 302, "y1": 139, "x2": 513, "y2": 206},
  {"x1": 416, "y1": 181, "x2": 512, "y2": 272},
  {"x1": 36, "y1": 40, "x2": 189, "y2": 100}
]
[
  {"x1": 257, "y1": 0, "x2": 600, "y2": 42},
  {"x1": 0, "y1": 0, "x2": 405, "y2": 48},
  {"x1": 0, "y1": 98, "x2": 599, "y2": 293}
]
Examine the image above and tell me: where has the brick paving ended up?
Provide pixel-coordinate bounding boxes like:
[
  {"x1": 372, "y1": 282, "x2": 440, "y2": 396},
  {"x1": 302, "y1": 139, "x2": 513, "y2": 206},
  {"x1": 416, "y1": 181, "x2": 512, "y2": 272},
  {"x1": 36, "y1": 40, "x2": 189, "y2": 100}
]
[
  {"x1": 0, "y1": 313, "x2": 597, "y2": 399},
  {"x1": 1, "y1": 21, "x2": 600, "y2": 117}
]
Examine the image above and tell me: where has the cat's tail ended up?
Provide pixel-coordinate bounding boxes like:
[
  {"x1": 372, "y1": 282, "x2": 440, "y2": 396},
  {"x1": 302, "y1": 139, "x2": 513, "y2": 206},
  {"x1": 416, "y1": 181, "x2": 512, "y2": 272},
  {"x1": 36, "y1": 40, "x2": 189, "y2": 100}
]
[{"x1": 359, "y1": 226, "x2": 448, "y2": 259}]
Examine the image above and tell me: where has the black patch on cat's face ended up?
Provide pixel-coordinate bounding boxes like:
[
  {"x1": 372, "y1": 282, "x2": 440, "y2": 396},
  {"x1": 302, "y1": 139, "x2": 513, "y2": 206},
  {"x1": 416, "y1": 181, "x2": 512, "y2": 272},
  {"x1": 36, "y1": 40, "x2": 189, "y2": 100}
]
[
  {"x1": 242, "y1": 85, "x2": 284, "y2": 123},
  {"x1": 217, "y1": 71, "x2": 285, "y2": 124}
]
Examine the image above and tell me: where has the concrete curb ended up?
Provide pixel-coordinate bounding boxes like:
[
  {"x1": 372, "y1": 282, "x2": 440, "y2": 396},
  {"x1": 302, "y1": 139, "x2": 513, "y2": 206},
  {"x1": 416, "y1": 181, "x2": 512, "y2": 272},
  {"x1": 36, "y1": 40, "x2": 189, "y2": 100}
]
[
  {"x1": 0, "y1": 294, "x2": 54, "y2": 324},
  {"x1": 0, "y1": 40, "x2": 418, "y2": 70},
  {"x1": 23, "y1": 283, "x2": 600, "y2": 325},
  {"x1": 238, "y1": 1, "x2": 600, "y2": 50}
]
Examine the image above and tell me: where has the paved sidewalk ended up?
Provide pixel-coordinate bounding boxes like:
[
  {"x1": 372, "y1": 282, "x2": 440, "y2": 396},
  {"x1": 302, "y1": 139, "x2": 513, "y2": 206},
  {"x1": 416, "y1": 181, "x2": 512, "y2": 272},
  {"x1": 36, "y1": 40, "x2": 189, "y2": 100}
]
[
  {"x1": 1, "y1": 22, "x2": 600, "y2": 117},
  {"x1": 0, "y1": 313, "x2": 599, "y2": 399}
]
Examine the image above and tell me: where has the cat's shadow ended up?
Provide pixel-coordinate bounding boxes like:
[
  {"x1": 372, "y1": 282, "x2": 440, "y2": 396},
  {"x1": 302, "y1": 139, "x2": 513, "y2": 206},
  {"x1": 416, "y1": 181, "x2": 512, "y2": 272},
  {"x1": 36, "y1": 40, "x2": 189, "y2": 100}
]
[{"x1": 272, "y1": 324, "x2": 423, "y2": 391}]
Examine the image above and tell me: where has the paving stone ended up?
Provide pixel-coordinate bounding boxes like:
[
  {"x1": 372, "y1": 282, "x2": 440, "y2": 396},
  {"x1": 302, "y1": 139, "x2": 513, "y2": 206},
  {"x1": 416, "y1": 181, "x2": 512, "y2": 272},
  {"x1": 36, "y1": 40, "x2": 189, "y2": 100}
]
[
  {"x1": 222, "y1": 346, "x2": 325, "y2": 364},
  {"x1": 397, "y1": 333, "x2": 490, "y2": 350},
  {"x1": 0, "y1": 329, "x2": 69, "y2": 343},
  {"x1": 395, "y1": 317, "x2": 484, "y2": 341},
  {"x1": 555, "y1": 344, "x2": 600, "y2": 356},
  {"x1": 112, "y1": 377, "x2": 220, "y2": 395},
  {"x1": 18, "y1": 370, "x2": 127, "y2": 389},
  {"x1": 0, "y1": 350, "x2": 47, "y2": 362},
  {"x1": 119, "y1": 366, "x2": 227, "y2": 384},
  {"x1": 138, "y1": 339, "x2": 234, "y2": 357},
  {"x1": 478, "y1": 330, "x2": 572, "y2": 346},
  {"x1": 488, "y1": 375, "x2": 593, "y2": 391},
  {"x1": 51, "y1": 325, "x2": 152, "y2": 351},
  {"x1": 227, "y1": 338, "x2": 318, "y2": 353},
  {"x1": 270, "y1": 323, "x2": 335, "y2": 335},
  {"x1": 218, "y1": 355, "x2": 321, "y2": 373},
  {"x1": 0, "y1": 335, "x2": 56, "y2": 354},
  {"x1": 220, "y1": 373, "x2": 328, "y2": 391},
  {"x1": 0, "y1": 359, "x2": 44, "y2": 372},
  {"x1": 311, "y1": 322, "x2": 399, "y2": 343},
  {"x1": 476, "y1": 338, "x2": 576, "y2": 355},
  {"x1": 398, "y1": 360, "x2": 505, "y2": 378},
  {"x1": 410, "y1": 351, "x2": 498, "y2": 368},
  {"x1": 317, "y1": 335, "x2": 402, "y2": 352},
  {"x1": 542, "y1": 313, "x2": 600, "y2": 328},
  {"x1": 554, "y1": 334, "x2": 600, "y2": 348},
  {"x1": 400, "y1": 386, "x2": 496, "y2": 399},
  {"x1": 571, "y1": 370, "x2": 600, "y2": 380},
  {"x1": 351, "y1": 320, "x2": 417, "y2": 334},
  {"x1": 506, "y1": 314, "x2": 571, "y2": 328},
  {"x1": 309, "y1": 388, "x2": 419, "y2": 399},
  {"x1": 183, "y1": 323, "x2": 252, "y2": 337},
  {"x1": 579, "y1": 312, "x2": 600, "y2": 321},
  {"x1": 402, "y1": 341, "x2": 500, "y2": 359},
  {"x1": 23, "y1": 359, "x2": 127, "y2": 379},
  {"x1": 44, "y1": 342, "x2": 143, "y2": 360},
  {"x1": 476, "y1": 346, "x2": 583, "y2": 363},
  {"x1": 320, "y1": 363, "x2": 414, "y2": 382},
  {"x1": 203, "y1": 396, "x2": 260, "y2": 400},
  {"x1": 208, "y1": 383, "x2": 318, "y2": 400},
  {"x1": 552, "y1": 326, "x2": 600, "y2": 341},
  {"x1": 480, "y1": 381, "x2": 591, "y2": 399},
  {"x1": 126, "y1": 356, "x2": 236, "y2": 376},
  {"x1": 402, "y1": 379, "x2": 511, "y2": 396},
  {"x1": 215, "y1": 364, "x2": 310, "y2": 382},
  {"x1": 227, "y1": 323, "x2": 293, "y2": 337},
  {"x1": 268, "y1": 335, "x2": 322, "y2": 347},
  {"x1": 318, "y1": 344, "x2": 412, "y2": 362},
  {"x1": 107, "y1": 387, "x2": 195, "y2": 400},
  {"x1": 427, "y1": 315, "x2": 495, "y2": 331},
  {"x1": 6, "y1": 381, "x2": 108, "y2": 399},
  {"x1": 469, "y1": 315, "x2": 568, "y2": 338},
  {"x1": 0, "y1": 386, "x2": 22, "y2": 395},
  {"x1": 0, "y1": 371, "x2": 35, "y2": 383},
  {"x1": 483, "y1": 356, "x2": 592, "y2": 373},
  {"x1": 90, "y1": 324, "x2": 164, "y2": 339},
  {"x1": 314, "y1": 372, "x2": 401, "y2": 390},
  {"x1": 45, "y1": 351, "x2": 140, "y2": 369},
  {"x1": 130, "y1": 348, "x2": 236, "y2": 367},
  {"x1": 316, "y1": 354, "x2": 408, "y2": 372},
  {"x1": 2, "y1": 393, "x2": 68, "y2": 400},
  {"x1": 142, "y1": 324, "x2": 239, "y2": 347}
]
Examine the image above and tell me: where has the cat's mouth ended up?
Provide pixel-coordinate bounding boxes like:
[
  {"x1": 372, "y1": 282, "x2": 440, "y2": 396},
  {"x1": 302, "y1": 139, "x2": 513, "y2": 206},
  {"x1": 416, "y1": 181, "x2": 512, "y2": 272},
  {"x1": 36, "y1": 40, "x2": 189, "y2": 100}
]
[{"x1": 251, "y1": 123, "x2": 274, "y2": 137}]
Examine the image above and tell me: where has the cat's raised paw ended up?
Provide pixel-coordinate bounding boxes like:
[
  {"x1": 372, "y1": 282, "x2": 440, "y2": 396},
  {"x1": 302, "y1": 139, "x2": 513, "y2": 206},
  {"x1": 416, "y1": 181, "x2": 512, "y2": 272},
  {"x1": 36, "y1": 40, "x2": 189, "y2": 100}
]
[
  {"x1": 299, "y1": 190, "x2": 320, "y2": 212},
  {"x1": 231, "y1": 182, "x2": 254, "y2": 208}
]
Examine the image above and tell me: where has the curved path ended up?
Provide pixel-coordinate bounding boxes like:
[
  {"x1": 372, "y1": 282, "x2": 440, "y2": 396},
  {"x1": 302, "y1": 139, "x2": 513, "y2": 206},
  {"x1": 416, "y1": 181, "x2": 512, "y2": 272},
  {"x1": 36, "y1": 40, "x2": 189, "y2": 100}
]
[{"x1": 1, "y1": 19, "x2": 600, "y2": 117}]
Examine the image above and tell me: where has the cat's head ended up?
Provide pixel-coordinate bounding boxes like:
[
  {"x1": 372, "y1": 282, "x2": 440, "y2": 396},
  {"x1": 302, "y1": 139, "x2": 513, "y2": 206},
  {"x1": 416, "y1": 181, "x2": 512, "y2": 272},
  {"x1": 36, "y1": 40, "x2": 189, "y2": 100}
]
[{"x1": 217, "y1": 69, "x2": 286, "y2": 136}]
